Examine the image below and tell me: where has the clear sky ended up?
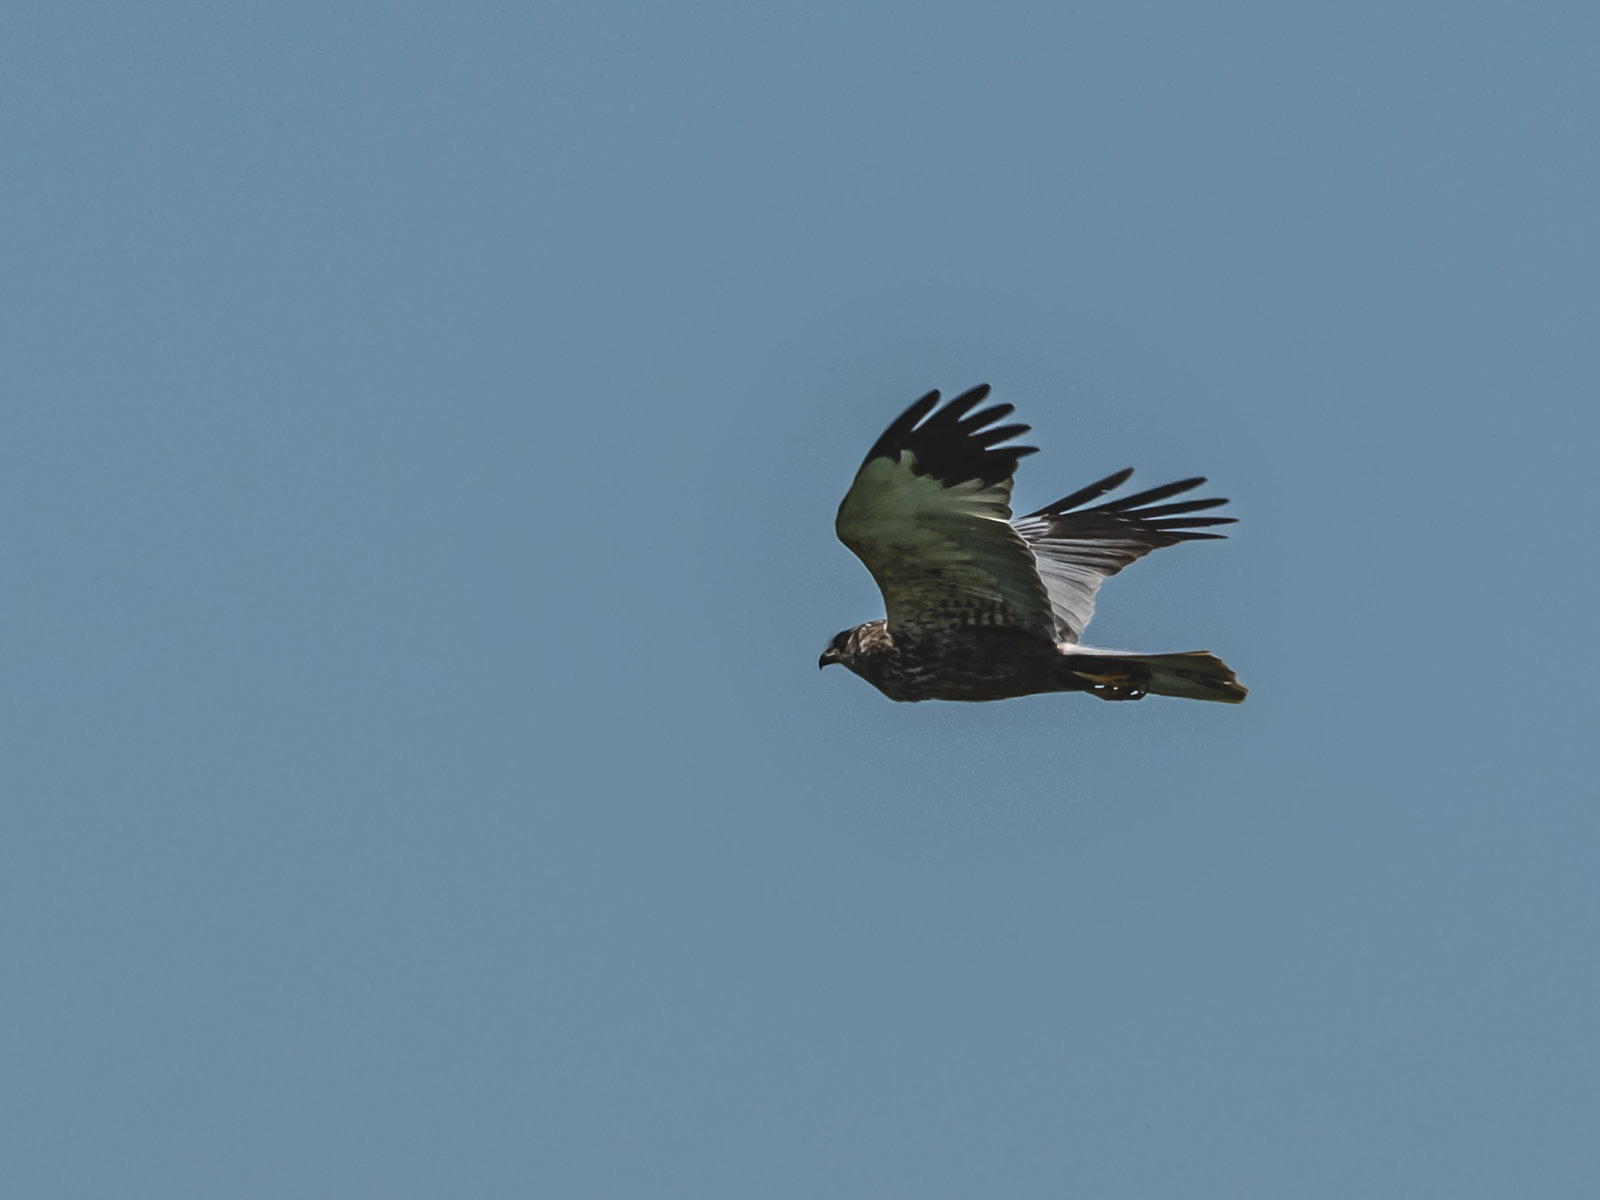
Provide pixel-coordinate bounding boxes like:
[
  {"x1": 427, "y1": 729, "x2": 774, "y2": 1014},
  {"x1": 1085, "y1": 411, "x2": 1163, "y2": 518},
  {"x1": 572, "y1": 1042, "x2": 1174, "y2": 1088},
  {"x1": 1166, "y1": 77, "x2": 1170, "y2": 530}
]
[{"x1": 6, "y1": 2, "x2": 1598, "y2": 1196}]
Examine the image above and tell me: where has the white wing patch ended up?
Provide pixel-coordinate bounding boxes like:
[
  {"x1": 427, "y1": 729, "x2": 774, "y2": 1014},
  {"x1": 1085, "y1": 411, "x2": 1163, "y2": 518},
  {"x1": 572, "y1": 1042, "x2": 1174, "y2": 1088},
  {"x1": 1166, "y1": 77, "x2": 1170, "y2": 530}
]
[
  {"x1": 837, "y1": 452, "x2": 1056, "y2": 640},
  {"x1": 1010, "y1": 524, "x2": 1158, "y2": 644}
]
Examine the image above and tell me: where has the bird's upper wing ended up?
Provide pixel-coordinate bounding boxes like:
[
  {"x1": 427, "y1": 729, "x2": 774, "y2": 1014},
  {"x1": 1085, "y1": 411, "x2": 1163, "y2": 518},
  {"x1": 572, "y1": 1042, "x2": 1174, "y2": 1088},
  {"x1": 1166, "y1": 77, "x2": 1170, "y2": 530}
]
[
  {"x1": 835, "y1": 386, "x2": 1057, "y2": 641},
  {"x1": 1010, "y1": 469, "x2": 1234, "y2": 644}
]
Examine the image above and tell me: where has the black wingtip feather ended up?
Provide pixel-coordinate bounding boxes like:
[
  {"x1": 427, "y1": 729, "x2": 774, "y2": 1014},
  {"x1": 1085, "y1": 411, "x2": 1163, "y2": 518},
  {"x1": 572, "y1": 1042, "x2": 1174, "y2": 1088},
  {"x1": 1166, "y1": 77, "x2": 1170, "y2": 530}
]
[
  {"x1": 1101, "y1": 477, "x2": 1208, "y2": 512},
  {"x1": 947, "y1": 383, "x2": 993, "y2": 410},
  {"x1": 957, "y1": 402, "x2": 1015, "y2": 433},
  {"x1": 860, "y1": 385, "x2": 1033, "y2": 488},
  {"x1": 969, "y1": 423, "x2": 1031, "y2": 449},
  {"x1": 1024, "y1": 468, "x2": 1136, "y2": 518},
  {"x1": 1133, "y1": 496, "x2": 1231, "y2": 519}
]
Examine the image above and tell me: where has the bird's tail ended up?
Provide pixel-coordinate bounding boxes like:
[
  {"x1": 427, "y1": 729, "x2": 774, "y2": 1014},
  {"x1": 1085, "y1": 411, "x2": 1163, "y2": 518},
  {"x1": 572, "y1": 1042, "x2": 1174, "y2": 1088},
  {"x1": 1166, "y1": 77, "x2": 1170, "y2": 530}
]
[{"x1": 1062, "y1": 649, "x2": 1247, "y2": 704}]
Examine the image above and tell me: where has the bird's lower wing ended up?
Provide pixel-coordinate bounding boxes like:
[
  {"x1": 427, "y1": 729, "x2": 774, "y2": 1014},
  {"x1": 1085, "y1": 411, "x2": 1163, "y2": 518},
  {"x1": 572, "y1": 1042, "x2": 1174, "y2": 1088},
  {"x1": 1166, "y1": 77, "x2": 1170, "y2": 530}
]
[{"x1": 1012, "y1": 469, "x2": 1235, "y2": 643}]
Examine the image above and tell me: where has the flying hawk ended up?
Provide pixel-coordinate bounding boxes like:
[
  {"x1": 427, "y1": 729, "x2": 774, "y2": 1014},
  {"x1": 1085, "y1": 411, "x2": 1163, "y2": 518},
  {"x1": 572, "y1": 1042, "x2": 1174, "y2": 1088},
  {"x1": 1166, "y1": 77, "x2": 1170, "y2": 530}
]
[{"x1": 820, "y1": 385, "x2": 1246, "y2": 704}]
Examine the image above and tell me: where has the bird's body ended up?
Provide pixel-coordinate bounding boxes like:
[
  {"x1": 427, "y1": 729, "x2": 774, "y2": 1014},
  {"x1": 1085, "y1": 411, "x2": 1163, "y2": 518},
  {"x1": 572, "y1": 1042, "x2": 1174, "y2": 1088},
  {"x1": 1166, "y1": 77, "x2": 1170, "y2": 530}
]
[
  {"x1": 820, "y1": 385, "x2": 1246, "y2": 705},
  {"x1": 825, "y1": 620, "x2": 1066, "y2": 702}
]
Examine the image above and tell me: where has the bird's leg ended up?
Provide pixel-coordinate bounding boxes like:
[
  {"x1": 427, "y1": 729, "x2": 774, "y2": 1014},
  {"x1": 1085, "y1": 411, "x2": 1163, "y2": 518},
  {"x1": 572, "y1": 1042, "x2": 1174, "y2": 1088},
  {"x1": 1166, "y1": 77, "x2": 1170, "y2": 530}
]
[
  {"x1": 1071, "y1": 662, "x2": 1150, "y2": 701},
  {"x1": 1089, "y1": 682, "x2": 1147, "y2": 701}
]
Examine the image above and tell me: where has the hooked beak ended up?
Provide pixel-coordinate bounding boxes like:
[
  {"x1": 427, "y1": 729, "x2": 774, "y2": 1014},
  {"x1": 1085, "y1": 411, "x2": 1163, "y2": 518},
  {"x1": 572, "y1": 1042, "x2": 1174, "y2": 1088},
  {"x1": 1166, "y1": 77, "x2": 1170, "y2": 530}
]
[{"x1": 819, "y1": 647, "x2": 841, "y2": 670}]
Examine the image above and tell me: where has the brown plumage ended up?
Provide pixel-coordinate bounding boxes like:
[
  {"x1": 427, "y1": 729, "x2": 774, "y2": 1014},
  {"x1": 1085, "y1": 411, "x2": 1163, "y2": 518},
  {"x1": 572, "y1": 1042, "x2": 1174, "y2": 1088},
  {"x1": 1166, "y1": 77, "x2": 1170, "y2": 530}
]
[{"x1": 820, "y1": 385, "x2": 1246, "y2": 704}]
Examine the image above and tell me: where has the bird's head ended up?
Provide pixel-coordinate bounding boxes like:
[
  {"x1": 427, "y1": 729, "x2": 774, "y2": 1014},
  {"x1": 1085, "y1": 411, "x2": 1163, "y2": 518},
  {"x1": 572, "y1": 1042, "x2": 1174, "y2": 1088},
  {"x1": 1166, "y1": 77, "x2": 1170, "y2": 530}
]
[{"x1": 818, "y1": 629, "x2": 853, "y2": 670}]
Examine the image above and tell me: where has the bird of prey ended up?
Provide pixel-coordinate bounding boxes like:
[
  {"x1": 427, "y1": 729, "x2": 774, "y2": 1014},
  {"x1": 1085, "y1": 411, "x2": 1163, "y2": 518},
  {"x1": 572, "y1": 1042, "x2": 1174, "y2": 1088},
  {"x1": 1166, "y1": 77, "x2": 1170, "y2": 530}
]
[{"x1": 820, "y1": 385, "x2": 1246, "y2": 704}]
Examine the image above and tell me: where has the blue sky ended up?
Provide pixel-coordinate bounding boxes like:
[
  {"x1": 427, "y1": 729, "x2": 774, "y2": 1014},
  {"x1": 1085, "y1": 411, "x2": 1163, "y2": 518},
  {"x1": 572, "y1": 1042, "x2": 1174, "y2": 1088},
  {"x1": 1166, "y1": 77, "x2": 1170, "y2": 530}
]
[{"x1": 5, "y1": 2, "x2": 1598, "y2": 1196}]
